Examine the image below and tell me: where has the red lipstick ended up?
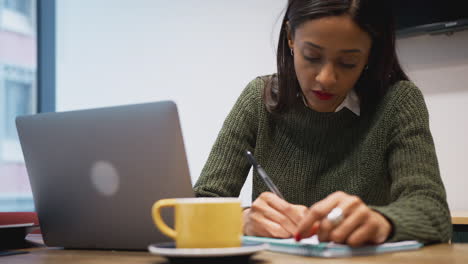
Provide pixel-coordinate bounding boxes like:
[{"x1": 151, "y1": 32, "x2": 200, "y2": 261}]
[{"x1": 312, "y1": 91, "x2": 333, "y2": 100}]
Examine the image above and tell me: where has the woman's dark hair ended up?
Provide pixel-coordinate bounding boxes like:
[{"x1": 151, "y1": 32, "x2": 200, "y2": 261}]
[{"x1": 264, "y1": 0, "x2": 409, "y2": 114}]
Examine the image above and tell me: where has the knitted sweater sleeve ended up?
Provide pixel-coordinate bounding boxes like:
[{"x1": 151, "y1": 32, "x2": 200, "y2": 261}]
[
  {"x1": 370, "y1": 81, "x2": 452, "y2": 243},
  {"x1": 193, "y1": 78, "x2": 262, "y2": 197}
]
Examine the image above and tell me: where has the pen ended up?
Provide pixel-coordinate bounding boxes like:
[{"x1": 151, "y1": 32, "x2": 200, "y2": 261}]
[{"x1": 245, "y1": 150, "x2": 285, "y2": 200}]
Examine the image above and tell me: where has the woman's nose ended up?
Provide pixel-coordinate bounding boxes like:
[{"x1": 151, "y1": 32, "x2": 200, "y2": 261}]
[{"x1": 315, "y1": 63, "x2": 337, "y2": 88}]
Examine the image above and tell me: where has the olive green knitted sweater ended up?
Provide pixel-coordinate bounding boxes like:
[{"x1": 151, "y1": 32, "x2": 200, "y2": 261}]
[{"x1": 194, "y1": 76, "x2": 452, "y2": 243}]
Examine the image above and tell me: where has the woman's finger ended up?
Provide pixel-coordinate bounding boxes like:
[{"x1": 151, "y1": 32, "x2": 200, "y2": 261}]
[
  {"x1": 249, "y1": 210, "x2": 291, "y2": 238},
  {"x1": 261, "y1": 192, "x2": 305, "y2": 225},
  {"x1": 295, "y1": 191, "x2": 346, "y2": 239},
  {"x1": 319, "y1": 196, "x2": 366, "y2": 242},
  {"x1": 345, "y1": 218, "x2": 379, "y2": 247},
  {"x1": 252, "y1": 193, "x2": 298, "y2": 236},
  {"x1": 316, "y1": 197, "x2": 355, "y2": 242},
  {"x1": 328, "y1": 204, "x2": 369, "y2": 243}
]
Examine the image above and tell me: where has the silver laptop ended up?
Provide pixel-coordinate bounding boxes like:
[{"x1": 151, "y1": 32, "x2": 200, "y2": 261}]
[{"x1": 16, "y1": 101, "x2": 195, "y2": 250}]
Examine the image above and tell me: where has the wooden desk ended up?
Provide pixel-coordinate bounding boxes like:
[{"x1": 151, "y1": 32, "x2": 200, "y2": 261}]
[{"x1": 3, "y1": 244, "x2": 468, "y2": 264}]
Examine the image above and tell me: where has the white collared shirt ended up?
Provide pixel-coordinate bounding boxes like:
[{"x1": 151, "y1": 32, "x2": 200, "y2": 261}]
[
  {"x1": 334, "y1": 89, "x2": 360, "y2": 116},
  {"x1": 301, "y1": 89, "x2": 361, "y2": 116}
]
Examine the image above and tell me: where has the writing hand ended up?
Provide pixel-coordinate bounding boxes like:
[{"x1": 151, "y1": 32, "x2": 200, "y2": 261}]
[{"x1": 243, "y1": 192, "x2": 308, "y2": 238}]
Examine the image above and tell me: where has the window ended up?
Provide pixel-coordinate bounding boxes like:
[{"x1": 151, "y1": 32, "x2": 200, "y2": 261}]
[
  {"x1": 0, "y1": 0, "x2": 36, "y2": 212},
  {"x1": 1, "y1": 65, "x2": 36, "y2": 161},
  {"x1": 0, "y1": 0, "x2": 35, "y2": 35},
  {"x1": 5, "y1": 82, "x2": 32, "y2": 139},
  {"x1": 5, "y1": 0, "x2": 31, "y2": 15}
]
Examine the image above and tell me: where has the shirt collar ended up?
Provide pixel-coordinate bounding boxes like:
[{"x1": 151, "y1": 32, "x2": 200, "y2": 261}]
[
  {"x1": 334, "y1": 89, "x2": 360, "y2": 116},
  {"x1": 300, "y1": 89, "x2": 361, "y2": 116}
]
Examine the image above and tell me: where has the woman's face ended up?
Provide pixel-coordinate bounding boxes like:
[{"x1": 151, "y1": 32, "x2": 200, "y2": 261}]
[{"x1": 288, "y1": 15, "x2": 372, "y2": 112}]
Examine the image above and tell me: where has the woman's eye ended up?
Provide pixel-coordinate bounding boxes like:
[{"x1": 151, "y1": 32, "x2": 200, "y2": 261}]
[
  {"x1": 340, "y1": 58, "x2": 359, "y2": 69},
  {"x1": 340, "y1": 63, "x2": 357, "y2": 69},
  {"x1": 304, "y1": 56, "x2": 321, "y2": 63}
]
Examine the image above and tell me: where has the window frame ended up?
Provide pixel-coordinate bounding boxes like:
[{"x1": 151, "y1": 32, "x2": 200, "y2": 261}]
[{"x1": 37, "y1": 0, "x2": 55, "y2": 113}]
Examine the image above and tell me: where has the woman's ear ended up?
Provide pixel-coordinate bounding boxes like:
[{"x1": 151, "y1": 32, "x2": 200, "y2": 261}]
[{"x1": 286, "y1": 21, "x2": 294, "y2": 49}]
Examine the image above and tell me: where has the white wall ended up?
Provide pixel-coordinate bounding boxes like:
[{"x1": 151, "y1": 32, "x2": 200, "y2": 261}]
[
  {"x1": 57, "y1": 0, "x2": 286, "y2": 205},
  {"x1": 57, "y1": 1, "x2": 468, "y2": 210},
  {"x1": 397, "y1": 31, "x2": 468, "y2": 211}
]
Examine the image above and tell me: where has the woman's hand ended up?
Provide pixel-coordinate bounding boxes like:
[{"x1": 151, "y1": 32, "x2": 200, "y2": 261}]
[
  {"x1": 295, "y1": 191, "x2": 392, "y2": 247},
  {"x1": 243, "y1": 192, "x2": 308, "y2": 238}
]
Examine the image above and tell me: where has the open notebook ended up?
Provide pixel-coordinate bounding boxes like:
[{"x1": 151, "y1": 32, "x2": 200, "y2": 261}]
[{"x1": 243, "y1": 235, "x2": 423, "y2": 258}]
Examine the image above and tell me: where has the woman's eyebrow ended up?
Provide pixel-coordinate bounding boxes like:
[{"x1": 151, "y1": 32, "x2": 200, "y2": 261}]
[
  {"x1": 304, "y1": 41, "x2": 324, "y2": 50},
  {"x1": 341, "y1": 49, "x2": 362, "y2": 53},
  {"x1": 304, "y1": 41, "x2": 362, "y2": 53}
]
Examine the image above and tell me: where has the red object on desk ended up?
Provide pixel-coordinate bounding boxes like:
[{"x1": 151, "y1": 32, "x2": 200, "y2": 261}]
[{"x1": 0, "y1": 212, "x2": 40, "y2": 234}]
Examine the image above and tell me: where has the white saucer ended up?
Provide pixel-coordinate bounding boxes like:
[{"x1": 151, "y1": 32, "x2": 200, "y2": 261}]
[{"x1": 148, "y1": 241, "x2": 268, "y2": 258}]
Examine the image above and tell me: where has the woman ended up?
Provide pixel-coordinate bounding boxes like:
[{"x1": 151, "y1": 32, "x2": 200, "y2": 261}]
[{"x1": 194, "y1": 0, "x2": 452, "y2": 246}]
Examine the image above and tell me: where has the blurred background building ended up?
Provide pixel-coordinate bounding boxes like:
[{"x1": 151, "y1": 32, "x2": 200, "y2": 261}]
[{"x1": 0, "y1": 0, "x2": 36, "y2": 211}]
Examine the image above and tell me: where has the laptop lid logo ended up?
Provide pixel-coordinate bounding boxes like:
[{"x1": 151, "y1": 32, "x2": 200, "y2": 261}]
[{"x1": 90, "y1": 160, "x2": 120, "y2": 197}]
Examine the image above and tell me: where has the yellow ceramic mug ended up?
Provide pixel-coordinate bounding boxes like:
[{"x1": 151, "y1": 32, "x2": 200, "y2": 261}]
[{"x1": 152, "y1": 197, "x2": 242, "y2": 248}]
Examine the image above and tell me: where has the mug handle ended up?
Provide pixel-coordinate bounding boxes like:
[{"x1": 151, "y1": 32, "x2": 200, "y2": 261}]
[{"x1": 152, "y1": 199, "x2": 177, "y2": 239}]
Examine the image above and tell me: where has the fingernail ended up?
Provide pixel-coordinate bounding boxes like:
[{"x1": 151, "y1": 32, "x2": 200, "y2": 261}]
[{"x1": 294, "y1": 233, "x2": 302, "y2": 242}]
